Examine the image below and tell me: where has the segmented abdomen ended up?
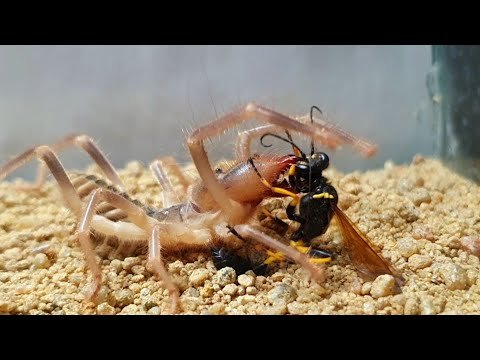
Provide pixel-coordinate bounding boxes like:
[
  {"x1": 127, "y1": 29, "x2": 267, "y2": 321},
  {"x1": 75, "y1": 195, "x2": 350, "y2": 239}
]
[
  {"x1": 69, "y1": 172, "x2": 156, "y2": 222},
  {"x1": 68, "y1": 172, "x2": 157, "y2": 257}
]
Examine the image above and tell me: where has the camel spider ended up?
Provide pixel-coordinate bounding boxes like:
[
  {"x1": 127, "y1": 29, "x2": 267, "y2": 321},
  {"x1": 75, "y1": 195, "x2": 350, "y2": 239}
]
[{"x1": 0, "y1": 103, "x2": 377, "y2": 314}]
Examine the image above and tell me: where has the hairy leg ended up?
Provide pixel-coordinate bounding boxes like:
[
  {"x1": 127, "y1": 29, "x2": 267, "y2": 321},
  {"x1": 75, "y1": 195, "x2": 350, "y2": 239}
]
[
  {"x1": 233, "y1": 224, "x2": 326, "y2": 284},
  {"x1": 188, "y1": 103, "x2": 376, "y2": 223},
  {"x1": 0, "y1": 145, "x2": 83, "y2": 215},
  {"x1": 0, "y1": 134, "x2": 125, "y2": 191},
  {"x1": 147, "y1": 224, "x2": 180, "y2": 314},
  {"x1": 77, "y1": 187, "x2": 157, "y2": 300},
  {"x1": 149, "y1": 156, "x2": 189, "y2": 207},
  {"x1": 235, "y1": 124, "x2": 282, "y2": 161}
]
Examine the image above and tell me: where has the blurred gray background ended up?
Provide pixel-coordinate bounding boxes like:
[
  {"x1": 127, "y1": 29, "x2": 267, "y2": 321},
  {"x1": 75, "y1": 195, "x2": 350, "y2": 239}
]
[{"x1": 0, "y1": 45, "x2": 434, "y2": 180}]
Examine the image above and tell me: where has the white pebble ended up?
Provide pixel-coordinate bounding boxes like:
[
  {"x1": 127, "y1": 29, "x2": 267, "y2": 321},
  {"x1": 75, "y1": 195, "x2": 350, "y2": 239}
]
[
  {"x1": 110, "y1": 259, "x2": 123, "y2": 273},
  {"x1": 207, "y1": 303, "x2": 225, "y2": 315},
  {"x1": 409, "y1": 188, "x2": 431, "y2": 206},
  {"x1": 119, "y1": 304, "x2": 138, "y2": 314},
  {"x1": 113, "y1": 289, "x2": 134, "y2": 307},
  {"x1": 439, "y1": 264, "x2": 468, "y2": 290},
  {"x1": 147, "y1": 306, "x2": 162, "y2": 315},
  {"x1": 238, "y1": 295, "x2": 256, "y2": 305},
  {"x1": 268, "y1": 283, "x2": 297, "y2": 304},
  {"x1": 223, "y1": 284, "x2": 238, "y2": 296},
  {"x1": 246, "y1": 286, "x2": 258, "y2": 295},
  {"x1": 122, "y1": 257, "x2": 141, "y2": 271},
  {"x1": 97, "y1": 303, "x2": 115, "y2": 315},
  {"x1": 237, "y1": 286, "x2": 246, "y2": 296},
  {"x1": 408, "y1": 254, "x2": 432, "y2": 270},
  {"x1": 214, "y1": 267, "x2": 236, "y2": 287},
  {"x1": 396, "y1": 237, "x2": 418, "y2": 258},
  {"x1": 33, "y1": 253, "x2": 51, "y2": 269},
  {"x1": 363, "y1": 302, "x2": 376, "y2": 314},
  {"x1": 361, "y1": 282, "x2": 372, "y2": 295},
  {"x1": 189, "y1": 268, "x2": 210, "y2": 287},
  {"x1": 370, "y1": 275, "x2": 397, "y2": 299},
  {"x1": 237, "y1": 274, "x2": 254, "y2": 287}
]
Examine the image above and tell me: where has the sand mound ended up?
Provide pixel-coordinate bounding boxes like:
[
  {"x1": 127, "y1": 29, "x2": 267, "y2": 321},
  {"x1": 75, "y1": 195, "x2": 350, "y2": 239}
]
[{"x1": 1, "y1": 156, "x2": 480, "y2": 315}]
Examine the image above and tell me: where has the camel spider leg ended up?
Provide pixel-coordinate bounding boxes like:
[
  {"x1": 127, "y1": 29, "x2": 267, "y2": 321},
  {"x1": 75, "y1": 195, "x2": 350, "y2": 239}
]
[
  {"x1": 78, "y1": 188, "x2": 180, "y2": 313},
  {"x1": 149, "y1": 156, "x2": 189, "y2": 207},
  {"x1": 235, "y1": 112, "x2": 378, "y2": 161},
  {"x1": 1, "y1": 143, "x2": 181, "y2": 313},
  {"x1": 236, "y1": 125, "x2": 282, "y2": 161},
  {"x1": 0, "y1": 145, "x2": 83, "y2": 215},
  {"x1": 149, "y1": 224, "x2": 181, "y2": 314},
  {"x1": 0, "y1": 134, "x2": 125, "y2": 191},
  {"x1": 232, "y1": 224, "x2": 326, "y2": 284},
  {"x1": 188, "y1": 102, "x2": 376, "y2": 223},
  {"x1": 153, "y1": 156, "x2": 190, "y2": 191}
]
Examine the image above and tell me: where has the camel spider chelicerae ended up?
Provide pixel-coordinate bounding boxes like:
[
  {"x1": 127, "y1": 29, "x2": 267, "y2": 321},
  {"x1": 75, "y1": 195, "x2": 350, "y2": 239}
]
[{"x1": 0, "y1": 103, "x2": 377, "y2": 314}]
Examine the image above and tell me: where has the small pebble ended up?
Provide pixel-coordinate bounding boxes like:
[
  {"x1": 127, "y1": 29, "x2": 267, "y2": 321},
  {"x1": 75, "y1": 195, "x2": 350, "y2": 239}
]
[
  {"x1": 287, "y1": 302, "x2": 307, "y2": 315},
  {"x1": 409, "y1": 188, "x2": 431, "y2": 206},
  {"x1": 404, "y1": 298, "x2": 420, "y2": 315},
  {"x1": 396, "y1": 237, "x2": 418, "y2": 258},
  {"x1": 141, "y1": 295, "x2": 158, "y2": 310},
  {"x1": 363, "y1": 302, "x2": 376, "y2": 314},
  {"x1": 246, "y1": 286, "x2": 258, "y2": 295},
  {"x1": 123, "y1": 257, "x2": 141, "y2": 272},
  {"x1": 32, "y1": 253, "x2": 51, "y2": 269},
  {"x1": 110, "y1": 259, "x2": 123, "y2": 273},
  {"x1": 183, "y1": 287, "x2": 200, "y2": 298},
  {"x1": 268, "y1": 284, "x2": 297, "y2": 304},
  {"x1": 262, "y1": 303, "x2": 288, "y2": 315},
  {"x1": 361, "y1": 282, "x2": 372, "y2": 295},
  {"x1": 438, "y1": 264, "x2": 468, "y2": 290},
  {"x1": 459, "y1": 235, "x2": 480, "y2": 256},
  {"x1": 370, "y1": 275, "x2": 397, "y2": 299},
  {"x1": 223, "y1": 284, "x2": 238, "y2": 296},
  {"x1": 97, "y1": 303, "x2": 115, "y2": 315},
  {"x1": 147, "y1": 306, "x2": 162, "y2": 315},
  {"x1": 113, "y1": 289, "x2": 134, "y2": 307},
  {"x1": 408, "y1": 254, "x2": 432, "y2": 270},
  {"x1": 237, "y1": 274, "x2": 255, "y2": 287},
  {"x1": 119, "y1": 304, "x2": 138, "y2": 314},
  {"x1": 207, "y1": 303, "x2": 225, "y2": 315},
  {"x1": 213, "y1": 267, "x2": 236, "y2": 287},
  {"x1": 237, "y1": 286, "x2": 246, "y2": 296},
  {"x1": 420, "y1": 298, "x2": 435, "y2": 315},
  {"x1": 189, "y1": 268, "x2": 210, "y2": 287}
]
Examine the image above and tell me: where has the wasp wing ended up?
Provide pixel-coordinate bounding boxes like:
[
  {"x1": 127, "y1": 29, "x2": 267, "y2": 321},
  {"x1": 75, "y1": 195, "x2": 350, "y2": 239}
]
[{"x1": 332, "y1": 204, "x2": 404, "y2": 287}]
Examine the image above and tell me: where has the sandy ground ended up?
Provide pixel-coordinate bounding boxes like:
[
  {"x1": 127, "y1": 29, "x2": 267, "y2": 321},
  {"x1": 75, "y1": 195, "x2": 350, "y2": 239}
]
[{"x1": 1, "y1": 156, "x2": 480, "y2": 315}]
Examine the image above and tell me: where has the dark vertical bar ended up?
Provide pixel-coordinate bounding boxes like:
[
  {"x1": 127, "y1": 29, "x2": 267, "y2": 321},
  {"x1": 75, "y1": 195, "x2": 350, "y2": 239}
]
[{"x1": 430, "y1": 45, "x2": 480, "y2": 182}]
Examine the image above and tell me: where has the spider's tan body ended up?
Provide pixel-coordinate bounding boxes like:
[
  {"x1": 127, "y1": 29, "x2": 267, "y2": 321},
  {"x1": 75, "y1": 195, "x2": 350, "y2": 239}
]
[{"x1": 69, "y1": 172, "x2": 220, "y2": 252}]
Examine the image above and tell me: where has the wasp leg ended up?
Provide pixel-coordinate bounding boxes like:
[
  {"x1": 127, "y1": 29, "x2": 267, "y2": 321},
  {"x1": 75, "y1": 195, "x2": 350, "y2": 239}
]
[{"x1": 308, "y1": 247, "x2": 333, "y2": 259}]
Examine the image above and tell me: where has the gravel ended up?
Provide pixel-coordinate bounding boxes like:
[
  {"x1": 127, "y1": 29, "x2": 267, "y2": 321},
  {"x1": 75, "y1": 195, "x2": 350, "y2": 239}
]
[{"x1": 2, "y1": 157, "x2": 480, "y2": 314}]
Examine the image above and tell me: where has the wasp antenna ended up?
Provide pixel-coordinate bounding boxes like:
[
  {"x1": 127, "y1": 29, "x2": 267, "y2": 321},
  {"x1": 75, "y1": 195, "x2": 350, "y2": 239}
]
[
  {"x1": 310, "y1": 105, "x2": 323, "y2": 156},
  {"x1": 284, "y1": 129, "x2": 294, "y2": 142},
  {"x1": 260, "y1": 133, "x2": 306, "y2": 160}
]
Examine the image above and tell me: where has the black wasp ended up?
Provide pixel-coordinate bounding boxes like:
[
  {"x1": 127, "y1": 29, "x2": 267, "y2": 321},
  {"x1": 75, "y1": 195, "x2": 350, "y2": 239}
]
[{"x1": 214, "y1": 106, "x2": 403, "y2": 288}]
